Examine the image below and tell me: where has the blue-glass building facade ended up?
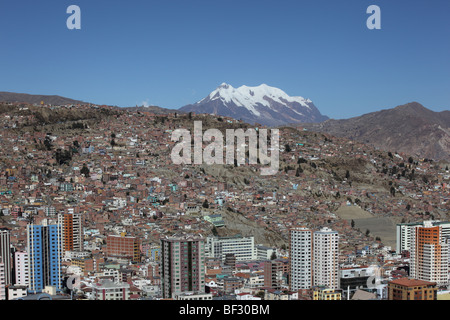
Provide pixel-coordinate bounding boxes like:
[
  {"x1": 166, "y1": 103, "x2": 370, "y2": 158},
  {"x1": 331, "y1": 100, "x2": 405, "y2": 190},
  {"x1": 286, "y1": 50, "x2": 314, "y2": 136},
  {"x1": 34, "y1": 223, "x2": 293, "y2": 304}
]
[{"x1": 27, "y1": 223, "x2": 62, "y2": 293}]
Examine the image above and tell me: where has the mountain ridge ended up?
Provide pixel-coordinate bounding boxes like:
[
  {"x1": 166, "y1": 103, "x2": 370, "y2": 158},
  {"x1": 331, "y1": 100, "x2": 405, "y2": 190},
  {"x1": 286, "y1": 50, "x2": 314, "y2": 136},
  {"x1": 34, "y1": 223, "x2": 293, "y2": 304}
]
[
  {"x1": 0, "y1": 91, "x2": 87, "y2": 106},
  {"x1": 301, "y1": 102, "x2": 450, "y2": 161}
]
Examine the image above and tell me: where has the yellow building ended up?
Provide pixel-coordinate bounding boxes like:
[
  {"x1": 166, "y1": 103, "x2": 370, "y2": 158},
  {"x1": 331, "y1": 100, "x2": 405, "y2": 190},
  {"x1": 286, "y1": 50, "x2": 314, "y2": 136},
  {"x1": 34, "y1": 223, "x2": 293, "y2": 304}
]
[
  {"x1": 437, "y1": 291, "x2": 450, "y2": 300},
  {"x1": 312, "y1": 286, "x2": 342, "y2": 300}
]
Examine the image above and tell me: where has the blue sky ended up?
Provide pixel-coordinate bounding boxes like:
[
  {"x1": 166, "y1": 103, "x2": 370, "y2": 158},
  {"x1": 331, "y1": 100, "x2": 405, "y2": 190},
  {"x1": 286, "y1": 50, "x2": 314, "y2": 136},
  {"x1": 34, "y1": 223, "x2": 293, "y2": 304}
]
[{"x1": 0, "y1": 0, "x2": 449, "y2": 119}]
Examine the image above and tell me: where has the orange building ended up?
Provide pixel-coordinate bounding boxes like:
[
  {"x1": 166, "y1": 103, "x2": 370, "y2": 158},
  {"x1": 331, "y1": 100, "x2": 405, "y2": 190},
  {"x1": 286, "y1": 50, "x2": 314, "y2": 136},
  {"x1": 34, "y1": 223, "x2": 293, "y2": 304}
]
[
  {"x1": 388, "y1": 278, "x2": 437, "y2": 300},
  {"x1": 58, "y1": 210, "x2": 83, "y2": 253},
  {"x1": 410, "y1": 222, "x2": 448, "y2": 286},
  {"x1": 61, "y1": 214, "x2": 74, "y2": 251}
]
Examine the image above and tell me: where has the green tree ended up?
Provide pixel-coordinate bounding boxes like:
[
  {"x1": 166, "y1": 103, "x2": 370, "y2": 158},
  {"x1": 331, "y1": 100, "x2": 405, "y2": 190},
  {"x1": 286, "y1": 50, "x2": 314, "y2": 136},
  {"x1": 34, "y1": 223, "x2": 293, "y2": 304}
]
[
  {"x1": 390, "y1": 186, "x2": 396, "y2": 197},
  {"x1": 80, "y1": 164, "x2": 90, "y2": 177},
  {"x1": 44, "y1": 136, "x2": 53, "y2": 151}
]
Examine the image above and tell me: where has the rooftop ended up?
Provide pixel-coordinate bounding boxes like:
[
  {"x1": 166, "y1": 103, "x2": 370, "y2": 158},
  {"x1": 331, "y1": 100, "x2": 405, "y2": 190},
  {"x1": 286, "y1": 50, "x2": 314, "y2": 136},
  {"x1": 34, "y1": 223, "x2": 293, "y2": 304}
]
[{"x1": 389, "y1": 277, "x2": 437, "y2": 287}]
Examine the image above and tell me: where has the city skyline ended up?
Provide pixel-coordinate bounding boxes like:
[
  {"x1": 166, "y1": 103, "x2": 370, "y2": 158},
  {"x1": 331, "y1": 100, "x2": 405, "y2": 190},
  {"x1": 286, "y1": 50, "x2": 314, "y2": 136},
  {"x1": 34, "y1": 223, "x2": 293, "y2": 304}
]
[{"x1": 0, "y1": 0, "x2": 449, "y2": 307}]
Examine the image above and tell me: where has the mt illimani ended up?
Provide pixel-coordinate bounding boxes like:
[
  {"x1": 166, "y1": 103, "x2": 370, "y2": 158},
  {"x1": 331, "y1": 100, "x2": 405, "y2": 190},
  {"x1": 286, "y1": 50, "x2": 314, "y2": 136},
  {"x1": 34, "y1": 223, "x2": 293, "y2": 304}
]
[{"x1": 180, "y1": 83, "x2": 329, "y2": 127}]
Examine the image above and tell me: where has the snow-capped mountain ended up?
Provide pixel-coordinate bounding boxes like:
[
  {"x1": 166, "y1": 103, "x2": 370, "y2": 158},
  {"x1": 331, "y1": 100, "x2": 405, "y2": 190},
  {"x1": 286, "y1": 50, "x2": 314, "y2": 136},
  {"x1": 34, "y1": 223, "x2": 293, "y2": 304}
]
[{"x1": 180, "y1": 83, "x2": 328, "y2": 126}]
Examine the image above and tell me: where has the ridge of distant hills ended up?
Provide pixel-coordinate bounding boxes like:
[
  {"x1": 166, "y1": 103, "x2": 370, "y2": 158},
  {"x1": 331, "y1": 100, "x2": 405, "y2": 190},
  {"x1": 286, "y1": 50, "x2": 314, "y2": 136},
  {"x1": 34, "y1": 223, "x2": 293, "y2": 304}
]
[
  {"x1": 0, "y1": 91, "x2": 182, "y2": 115},
  {"x1": 301, "y1": 102, "x2": 450, "y2": 161},
  {"x1": 0, "y1": 91, "x2": 87, "y2": 106},
  {"x1": 1, "y1": 90, "x2": 448, "y2": 161},
  {"x1": 123, "y1": 105, "x2": 182, "y2": 115}
]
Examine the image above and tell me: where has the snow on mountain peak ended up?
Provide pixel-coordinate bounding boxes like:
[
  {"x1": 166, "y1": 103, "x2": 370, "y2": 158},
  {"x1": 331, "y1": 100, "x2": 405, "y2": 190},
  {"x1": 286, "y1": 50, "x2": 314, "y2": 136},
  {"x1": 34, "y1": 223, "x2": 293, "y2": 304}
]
[
  {"x1": 199, "y1": 83, "x2": 312, "y2": 117},
  {"x1": 181, "y1": 83, "x2": 329, "y2": 126}
]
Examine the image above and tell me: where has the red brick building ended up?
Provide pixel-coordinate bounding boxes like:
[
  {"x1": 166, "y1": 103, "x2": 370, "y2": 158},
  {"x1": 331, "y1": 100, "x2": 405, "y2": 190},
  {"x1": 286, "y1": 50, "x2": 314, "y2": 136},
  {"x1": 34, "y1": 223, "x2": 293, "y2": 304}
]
[{"x1": 106, "y1": 235, "x2": 140, "y2": 262}]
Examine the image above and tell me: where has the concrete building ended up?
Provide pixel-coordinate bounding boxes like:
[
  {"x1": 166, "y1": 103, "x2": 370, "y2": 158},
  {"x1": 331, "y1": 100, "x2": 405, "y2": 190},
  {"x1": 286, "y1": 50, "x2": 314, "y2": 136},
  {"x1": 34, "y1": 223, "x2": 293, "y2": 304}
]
[
  {"x1": 106, "y1": 235, "x2": 140, "y2": 263},
  {"x1": 313, "y1": 227, "x2": 340, "y2": 290},
  {"x1": 388, "y1": 278, "x2": 437, "y2": 300},
  {"x1": 0, "y1": 259, "x2": 5, "y2": 300},
  {"x1": 58, "y1": 209, "x2": 83, "y2": 254},
  {"x1": 0, "y1": 228, "x2": 11, "y2": 286},
  {"x1": 265, "y1": 259, "x2": 288, "y2": 290},
  {"x1": 289, "y1": 227, "x2": 312, "y2": 290},
  {"x1": 340, "y1": 265, "x2": 374, "y2": 298},
  {"x1": 396, "y1": 220, "x2": 450, "y2": 254},
  {"x1": 312, "y1": 286, "x2": 342, "y2": 300},
  {"x1": 7, "y1": 285, "x2": 28, "y2": 300},
  {"x1": 26, "y1": 221, "x2": 63, "y2": 293},
  {"x1": 410, "y1": 221, "x2": 449, "y2": 286},
  {"x1": 256, "y1": 245, "x2": 276, "y2": 260},
  {"x1": 160, "y1": 233, "x2": 206, "y2": 299},
  {"x1": 14, "y1": 251, "x2": 29, "y2": 286},
  {"x1": 92, "y1": 279, "x2": 130, "y2": 300},
  {"x1": 173, "y1": 291, "x2": 213, "y2": 300},
  {"x1": 206, "y1": 235, "x2": 256, "y2": 262}
]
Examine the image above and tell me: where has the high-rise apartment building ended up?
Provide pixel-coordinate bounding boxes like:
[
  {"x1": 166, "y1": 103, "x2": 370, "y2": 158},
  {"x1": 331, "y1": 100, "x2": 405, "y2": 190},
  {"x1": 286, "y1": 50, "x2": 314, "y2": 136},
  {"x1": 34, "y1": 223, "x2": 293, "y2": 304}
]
[
  {"x1": 289, "y1": 227, "x2": 313, "y2": 290},
  {"x1": 289, "y1": 227, "x2": 340, "y2": 290},
  {"x1": 0, "y1": 258, "x2": 5, "y2": 300},
  {"x1": 313, "y1": 227, "x2": 340, "y2": 290},
  {"x1": 58, "y1": 209, "x2": 83, "y2": 254},
  {"x1": 26, "y1": 221, "x2": 63, "y2": 293},
  {"x1": 0, "y1": 228, "x2": 11, "y2": 286},
  {"x1": 160, "y1": 234, "x2": 206, "y2": 299},
  {"x1": 410, "y1": 221, "x2": 449, "y2": 286},
  {"x1": 14, "y1": 251, "x2": 29, "y2": 286},
  {"x1": 396, "y1": 220, "x2": 450, "y2": 254}
]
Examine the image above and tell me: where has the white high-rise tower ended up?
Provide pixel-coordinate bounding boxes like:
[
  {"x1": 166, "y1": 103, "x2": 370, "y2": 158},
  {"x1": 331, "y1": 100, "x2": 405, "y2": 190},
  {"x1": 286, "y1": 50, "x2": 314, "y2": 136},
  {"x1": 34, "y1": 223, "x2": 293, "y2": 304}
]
[
  {"x1": 313, "y1": 227, "x2": 340, "y2": 290},
  {"x1": 289, "y1": 227, "x2": 313, "y2": 290}
]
